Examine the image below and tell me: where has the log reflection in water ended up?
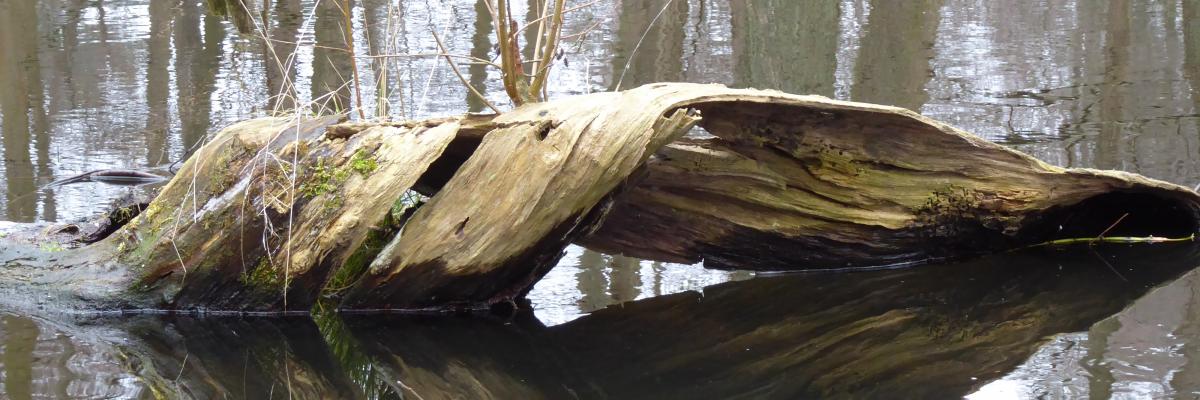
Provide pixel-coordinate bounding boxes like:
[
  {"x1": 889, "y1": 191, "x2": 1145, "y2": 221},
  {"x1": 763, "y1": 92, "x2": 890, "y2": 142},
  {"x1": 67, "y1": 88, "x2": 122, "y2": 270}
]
[
  {"x1": 1, "y1": 244, "x2": 1197, "y2": 399},
  {"x1": 343, "y1": 244, "x2": 1200, "y2": 399}
]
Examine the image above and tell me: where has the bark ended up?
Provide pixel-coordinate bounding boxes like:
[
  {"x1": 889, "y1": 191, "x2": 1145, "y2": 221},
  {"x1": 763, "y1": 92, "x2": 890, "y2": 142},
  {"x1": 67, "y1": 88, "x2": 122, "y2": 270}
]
[
  {"x1": 341, "y1": 90, "x2": 700, "y2": 310},
  {"x1": 2, "y1": 83, "x2": 1198, "y2": 313},
  {"x1": 577, "y1": 88, "x2": 1200, "y2": 270}
]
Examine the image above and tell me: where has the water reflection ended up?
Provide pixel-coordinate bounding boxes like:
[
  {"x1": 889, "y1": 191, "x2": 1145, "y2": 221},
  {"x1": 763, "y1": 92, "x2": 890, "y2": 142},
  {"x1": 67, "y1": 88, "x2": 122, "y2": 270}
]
[
  {"x1": 1, "y1": 245, "x2": 1199, "y2": 398},
  {"x1": 0, "y1": 0, "x2": 44, "y2": 222},
  {"x1": 2, "y1": 0, "x2": 1200, "y2": 396},
  {"x1": 731, "y1": 0, "x2": 838, "y2": 96},
  {"x1": 851, "y1": 0, "x2": 941, "y2": 110}
]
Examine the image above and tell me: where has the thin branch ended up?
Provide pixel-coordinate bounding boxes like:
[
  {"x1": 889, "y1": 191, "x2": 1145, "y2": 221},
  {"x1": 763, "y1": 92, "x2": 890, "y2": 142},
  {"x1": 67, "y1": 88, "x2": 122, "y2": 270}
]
[
  {"x1": 431, "y1": 29, "x2": 501, "y2": 113},
  {"x1": 1092, "y1": 212, "x2": 1129, "y2": 244}
]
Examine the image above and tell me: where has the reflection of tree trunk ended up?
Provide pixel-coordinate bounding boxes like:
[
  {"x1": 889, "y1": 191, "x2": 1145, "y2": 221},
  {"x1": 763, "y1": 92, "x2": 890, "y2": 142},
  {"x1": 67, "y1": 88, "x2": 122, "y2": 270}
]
[
  {"x1": 363, "y1": 0, "x2": 389, "y2": 117},
  {"x1": 1173, "y1": 0, "x2": 1200, "y2": 360},
  {"x1": 313, "y1": 0, "x2": 355, "y2": 114},
  {"x1": 851, "y1": 0, "x2": 942, "y2": 111},
  {"x1": 577, "y1": 249, "x2": 608, "y2": 309},
  {"x1": 0, "y1": 0, "x2": 39, "y2": 222},
  {"x1": 265, "y1": 0, "x2": 301, "y2": 112},
  {"x1": 1095, "y1": 0, "x2": 1130, "y2": 170},
  {"x1": 468, "y1": 0, "x2": 494, "y2": 113},
  {"x1": 730, "y1": 0, "x2": 838, "y2": 96},
  {"x1": 609, "y1": 255, "x2": 641, "y2": 302},
  {"x1": 1184, "y1": 0, "x2": 1200, "y2": 115},
  {"x1": 146, "y1": 0, "x2": 176, "y2": 166},
  {"x1": 1170, "y1": 273, "x2": 1200, "y2": 391},
  {"x1": 611, "y1": 0, "x2": 688, "y2": 89},
  {"x1": 1084, "y1": 316, "x2": 1119, "y2": 397},
  {"x1": 0, "y1": 315, "x2": 38, "y2": 399},
  {"x1": 175, "y1": 1, "x2": 225, "y2": 154}
]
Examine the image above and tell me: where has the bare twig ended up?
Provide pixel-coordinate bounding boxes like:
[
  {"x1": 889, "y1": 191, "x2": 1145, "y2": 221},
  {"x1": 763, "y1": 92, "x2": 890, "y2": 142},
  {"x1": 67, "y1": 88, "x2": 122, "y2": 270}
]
[
  {"x1": 1092, "y1": 212, "x2": 1129, "y2": 244},
  {"x1": 431, "y1": 29, "x2": 501, "y2": 113}
]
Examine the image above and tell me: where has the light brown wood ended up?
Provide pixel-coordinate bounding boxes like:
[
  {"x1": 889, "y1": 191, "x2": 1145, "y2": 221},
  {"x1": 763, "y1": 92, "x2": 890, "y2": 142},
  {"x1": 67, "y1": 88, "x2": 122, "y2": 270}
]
[{"x1": 2, "y1": 83, "x2": 1198, "y2": 313}]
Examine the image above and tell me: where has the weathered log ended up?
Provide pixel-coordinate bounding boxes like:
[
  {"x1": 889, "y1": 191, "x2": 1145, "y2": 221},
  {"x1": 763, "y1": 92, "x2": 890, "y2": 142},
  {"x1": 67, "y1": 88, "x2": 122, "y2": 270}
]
[
  {"x1": 2, "y1": 82, "x2": 1199, "y2": 313},
  {"x1": 110, "y1": 116, "x2": 471, "y2": 312},
  {"x1": 341, "y1": 91, "x2": 701, "y2": 310},
  {"x1": 574, "y1": 86, "x2": 1200, "y2": 270},
  {"x1": 345, "y1": 83, "x2": 1200, "y2": 310}
]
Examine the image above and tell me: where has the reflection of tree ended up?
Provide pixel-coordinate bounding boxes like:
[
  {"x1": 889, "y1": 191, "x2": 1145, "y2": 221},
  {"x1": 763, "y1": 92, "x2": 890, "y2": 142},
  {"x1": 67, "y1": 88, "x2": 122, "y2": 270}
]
[
  {"x1": 1094, "y1": 0, "x2": 1131, "y2": 171},
  {"x1": 469, "y1": 0, "x2": 494, "y2": 113},
  {"x1": 175, "y1": 1, "x2": 226, "y2": 154},
  {"x1": 609, "y1": 255, "x2": 641, "y2": 302},
  {"x1": 611, "y1": 0, "x2": 688, "y2": 89},
  {"x1": 730, "y1": 0, "x2": 838, "y2": 96},
  {"x1": 1171, "y1": 273, "x2": 1200, "y2": 390},
  {"x1": 0, "y1": 0, "x2": 42, "y2": 221},
  {"x1": 265, "y1": 0, "x2": 302, "y2": 112},
  {"x1": 576, "y1": 249, "x2": 608, "y2": 310},
  {"x1": 363, "y1": 0, "x2": 390, "y2": 116},
  {"x1": 1175, "y1": 0, "x2": 1200, "y2": 376},
  {"x1": 1184, "y1": 0, "x2": 1200, "y2": 117},
  {"x1": 851, "y1": 0, "x2": 942, "y2": 111},
  {"x1": 313, "y1": 0, "x2": 355, "y2": 114},
  {"x1": 0, "y1": 315, "x2": 38, "y2": 399},
  {"x1": 146, "y1": 0, "x2": 177, "y2": 166}
]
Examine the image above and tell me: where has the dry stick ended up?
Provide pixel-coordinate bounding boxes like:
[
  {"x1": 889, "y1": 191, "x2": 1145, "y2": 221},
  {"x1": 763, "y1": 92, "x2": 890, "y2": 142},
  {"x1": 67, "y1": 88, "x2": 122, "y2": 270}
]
[
  {"x1": 515, "y1": 0, "x2": 602, "y2": 35},
  {"x1": 530, "y1": 0, "x2": 549, "y2": 76},
  {"x1": 529, "y1": 0, "x2": 565, "y2": 97},
  {"x1": 1027, "y1": 210, "x2": 1193, "y2": 248},
  {"x1": 358, "y1": 53, "x2": 502, "y2": 69},
  {"x1": 431, "y1": 30, "x2": 501, "y2": 113},
  {"x1": 1092, "y1": 212, "x2": 1129, "y2": 245}
]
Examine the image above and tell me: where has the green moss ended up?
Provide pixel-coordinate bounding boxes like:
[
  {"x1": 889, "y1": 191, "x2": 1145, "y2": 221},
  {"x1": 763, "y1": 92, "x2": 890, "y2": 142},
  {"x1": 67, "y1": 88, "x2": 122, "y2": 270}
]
[
  {"x1": 322, "y1": 224, "x2": 396, "y2": 299},
  {"x1": 299, "y1": 151, "x2": 377, "y2": 211},
  {"x1": 241, "y1": 257, "x2": 284, "y2": 292},
  {"x1": 348, "y1": 149, "x2": 378, "y2": 177},
  {"x1": 40, "y1": 243, "x2": 65, "y2": 252},
  {"x1": 299, "y1": 157, "x2": 350, "y2": 198}
]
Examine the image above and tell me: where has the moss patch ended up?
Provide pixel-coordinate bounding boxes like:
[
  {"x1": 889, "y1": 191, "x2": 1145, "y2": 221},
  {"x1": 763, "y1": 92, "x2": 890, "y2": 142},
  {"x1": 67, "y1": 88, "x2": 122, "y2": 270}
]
[
  {"x1": 321, "y1": 224, "x2": 396, "y2": 299},
  {"x1": 348, "y1": 148, "x2": 378, "y2": 177},
  {"x1": 241, "y1": 257, "x2": 284, "y2": 292}
]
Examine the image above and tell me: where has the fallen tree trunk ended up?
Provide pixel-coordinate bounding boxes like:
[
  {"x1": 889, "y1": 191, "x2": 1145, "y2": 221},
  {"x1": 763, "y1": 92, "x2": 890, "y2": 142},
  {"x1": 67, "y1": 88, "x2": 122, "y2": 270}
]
[{"x1": 1, "y1": 83, "x2": 1198, "y2": 313}]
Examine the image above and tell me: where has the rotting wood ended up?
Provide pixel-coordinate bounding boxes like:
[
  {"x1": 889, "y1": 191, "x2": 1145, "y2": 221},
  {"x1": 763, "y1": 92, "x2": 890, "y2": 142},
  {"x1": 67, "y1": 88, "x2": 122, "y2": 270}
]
[
  {"x1": 1, "y1": 83, "x2": 1199, "y2": 314},
  {"x1": 340, "y1": 90, "x2": 701, "y2": 311},
  {"x1": 579, "y1": 91, "x2": 1200, "y2": 269}
]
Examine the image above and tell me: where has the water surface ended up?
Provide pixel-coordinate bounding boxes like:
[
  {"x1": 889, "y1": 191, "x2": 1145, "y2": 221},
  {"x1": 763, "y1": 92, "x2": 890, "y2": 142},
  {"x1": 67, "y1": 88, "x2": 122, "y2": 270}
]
[{"x1": 2, "y1": 0, "x2": 1200, "y2": 398}]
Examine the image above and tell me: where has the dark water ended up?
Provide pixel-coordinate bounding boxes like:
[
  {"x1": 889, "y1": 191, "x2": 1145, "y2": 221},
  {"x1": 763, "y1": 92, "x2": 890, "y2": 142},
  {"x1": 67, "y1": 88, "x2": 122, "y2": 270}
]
[{"x1": 1, "y1": 0, "x2": 1199, "y2": 398}]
